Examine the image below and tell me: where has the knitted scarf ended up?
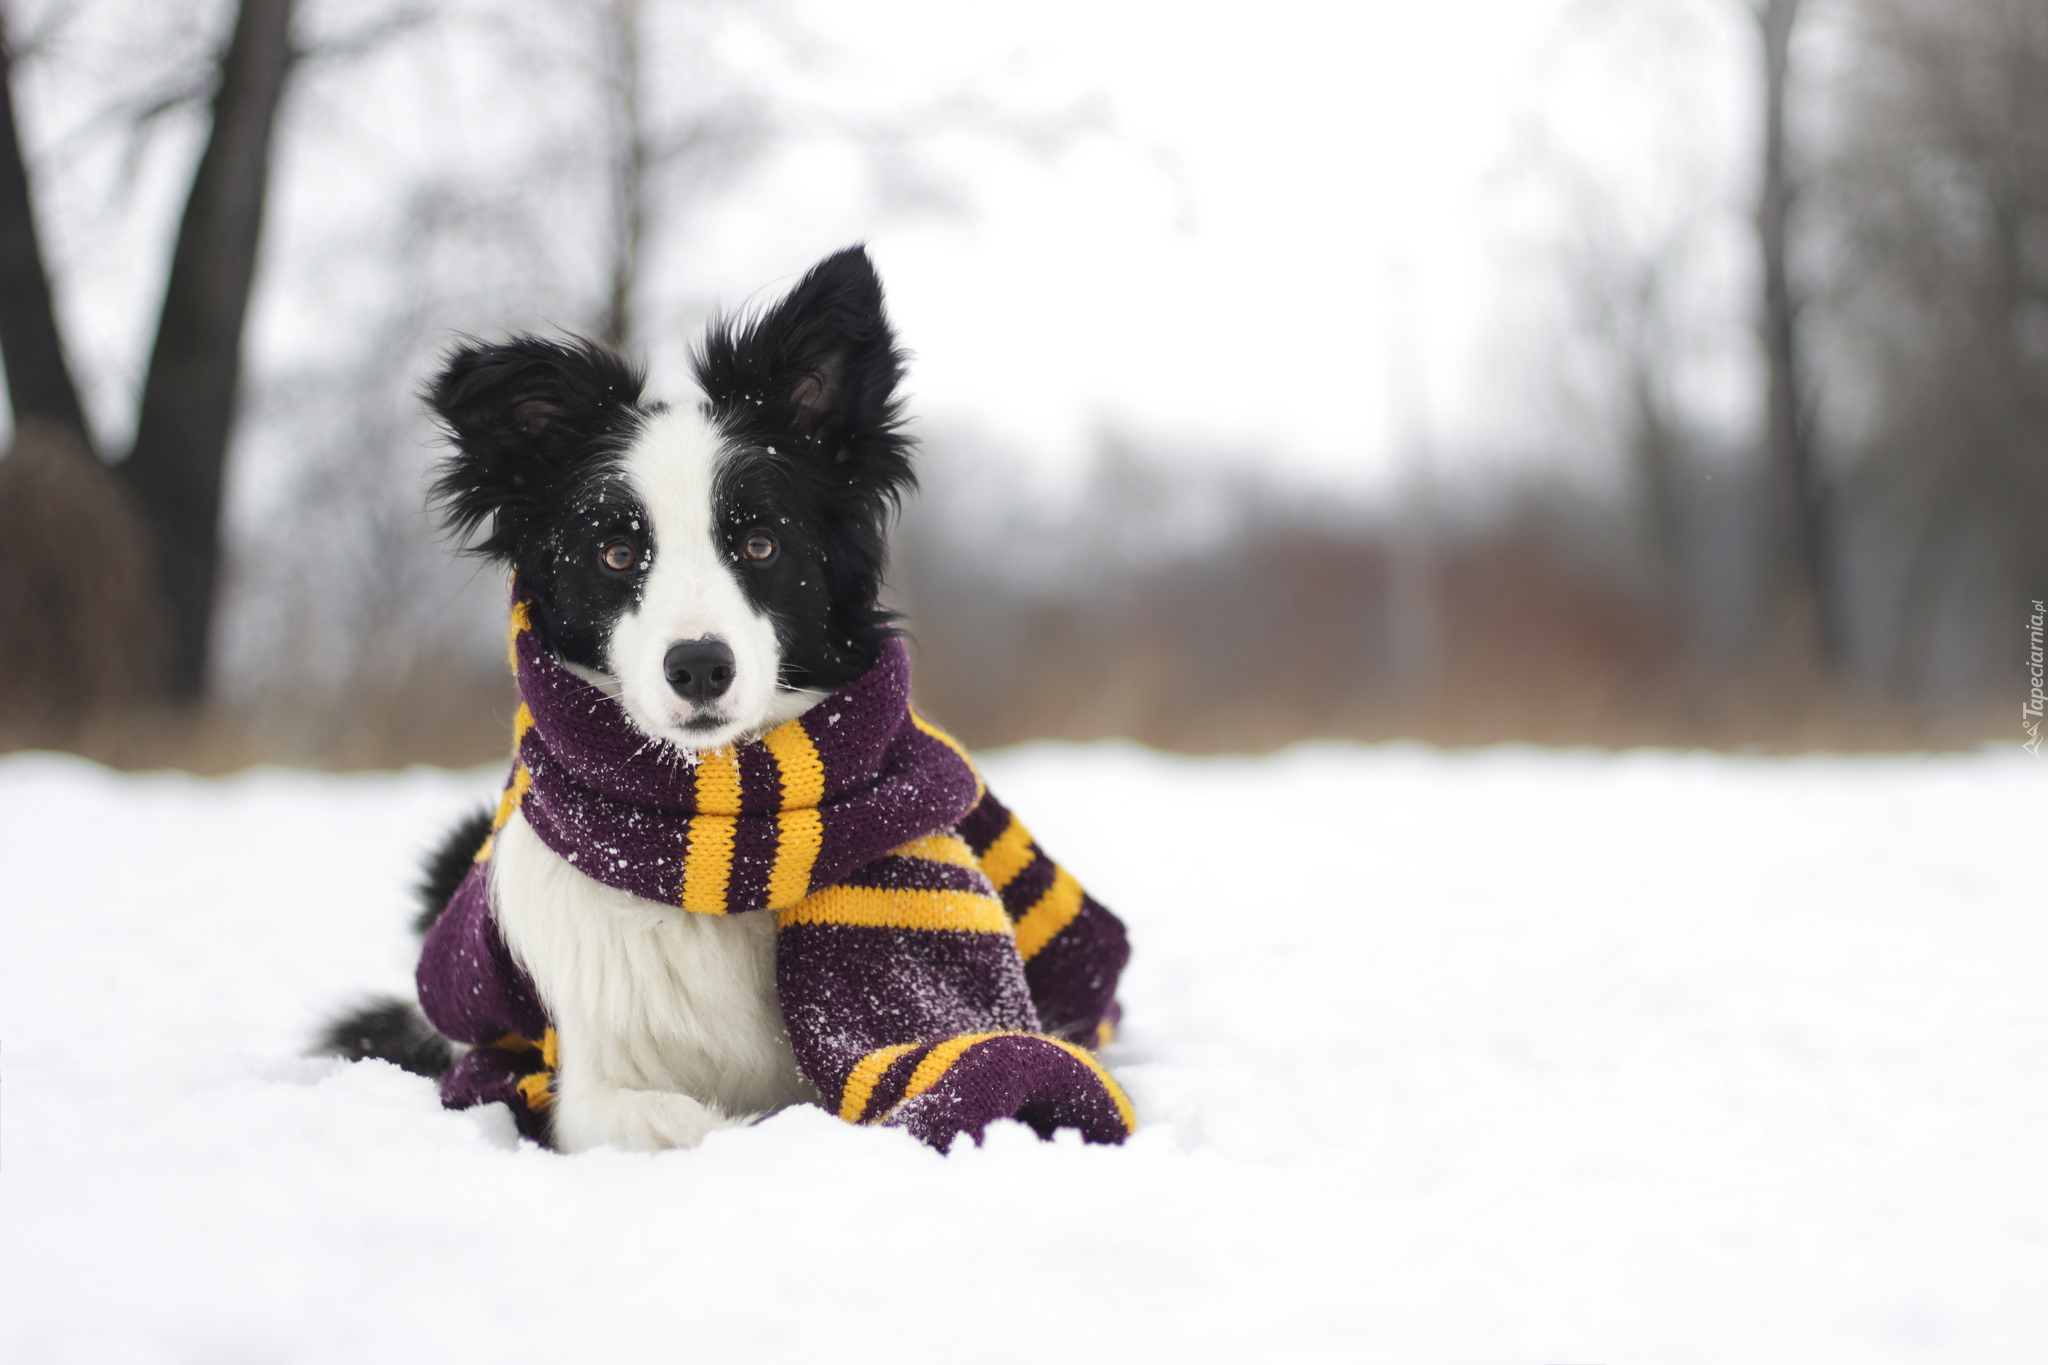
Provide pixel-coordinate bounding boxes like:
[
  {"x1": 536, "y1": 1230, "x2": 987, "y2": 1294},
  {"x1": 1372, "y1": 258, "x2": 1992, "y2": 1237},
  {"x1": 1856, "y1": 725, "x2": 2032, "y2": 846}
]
[{"x1": 415, "y1": 603, "x2": 1133, "y2": 1151}]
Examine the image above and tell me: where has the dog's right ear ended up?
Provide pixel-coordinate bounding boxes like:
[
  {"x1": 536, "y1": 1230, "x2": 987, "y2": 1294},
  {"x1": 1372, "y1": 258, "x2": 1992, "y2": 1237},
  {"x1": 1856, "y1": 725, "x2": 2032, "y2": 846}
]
[{"x1": 424, "y1": 335, "x2": 645, "y2": 559}]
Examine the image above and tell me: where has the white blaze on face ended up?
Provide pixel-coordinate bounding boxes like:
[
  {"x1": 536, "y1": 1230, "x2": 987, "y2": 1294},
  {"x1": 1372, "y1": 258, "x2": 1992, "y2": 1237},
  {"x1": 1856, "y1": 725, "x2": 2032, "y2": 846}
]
[{"x1": 607, "y1": 407, "x2": 783, "y2": 751}]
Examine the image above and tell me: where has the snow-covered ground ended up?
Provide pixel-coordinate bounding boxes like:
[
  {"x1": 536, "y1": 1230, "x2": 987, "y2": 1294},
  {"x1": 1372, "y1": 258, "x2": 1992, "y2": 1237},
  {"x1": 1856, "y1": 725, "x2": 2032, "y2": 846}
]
[{"x1": 2, "y1": 742, "x2": 2042, "y2": 1363}]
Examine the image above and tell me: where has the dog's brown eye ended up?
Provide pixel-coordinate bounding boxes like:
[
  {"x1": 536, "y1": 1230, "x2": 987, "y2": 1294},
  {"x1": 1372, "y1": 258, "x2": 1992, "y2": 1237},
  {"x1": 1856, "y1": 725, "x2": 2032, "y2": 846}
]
[
  {"x1": 602, "y1": 540, "x2": 637, "y2": 572},
  {"x1": 743, "y1": 533, "x2": 776, "y2": 562}
]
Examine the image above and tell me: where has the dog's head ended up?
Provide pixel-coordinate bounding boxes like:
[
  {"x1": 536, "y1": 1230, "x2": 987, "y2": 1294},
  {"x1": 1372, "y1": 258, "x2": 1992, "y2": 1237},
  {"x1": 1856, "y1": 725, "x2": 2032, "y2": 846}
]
[{"x1": 427, "y1": 246, "x2": 915, "y2": 751}]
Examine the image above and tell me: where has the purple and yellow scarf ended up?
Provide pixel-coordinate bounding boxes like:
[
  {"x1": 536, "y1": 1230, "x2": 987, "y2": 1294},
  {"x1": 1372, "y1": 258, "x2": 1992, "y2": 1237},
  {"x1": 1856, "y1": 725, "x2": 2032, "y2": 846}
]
[{"x1": 415, "y1": 605, "x2": 1133, "y2": 1150}]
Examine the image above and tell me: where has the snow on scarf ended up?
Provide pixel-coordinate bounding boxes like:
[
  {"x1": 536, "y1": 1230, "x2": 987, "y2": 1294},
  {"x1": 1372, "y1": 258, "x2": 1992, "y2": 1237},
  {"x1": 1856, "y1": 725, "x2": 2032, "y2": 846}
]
[{"x1": 416, "y1": 601, "x2": 1133, "y2": 1150}]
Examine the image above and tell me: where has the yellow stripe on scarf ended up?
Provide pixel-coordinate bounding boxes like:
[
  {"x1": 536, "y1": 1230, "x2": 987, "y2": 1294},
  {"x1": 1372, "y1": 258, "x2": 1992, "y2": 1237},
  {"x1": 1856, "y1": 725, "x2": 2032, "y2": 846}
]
[
  {"x1": 779, "y1": 885, "x2": 1012, "y2": 935},
  {"x1": 694, "y1": 745, "x2": 743, "y2": 815},
  {"x1": 778, "y1": 888, "x2": 1011, "y2": 941},
  {"x1": 506, "y1": 599, "x2": 531, "y2": 673},
  {"x1": 776, "y1": 834, "x2": 992, "y2": 925},
  {"x1": 978, "y1": 814, "x2": 1037, "y2": 891},
  {"x1": 764, "y1": 721, "x2": 826, "y2": 907},
  {"x1": 839, "y1": 1041, "x2": 920, "y2": 1123},
  {"x1": 493, "y1": 764, "x2": 532, "y2": 829},
  {"x1": 475, "y1": 762, "x2": 534, "y2": 863},
  {"x1": 1013, "y1": 865, "x2": 1084, "y2": 961},
  {"x1": 499, "y1": 1028, "x2": 560, "y2": 1114},
  {"x1": 515, "y1": 1071, "x2": 555, "y2": 1113},
  {"x1": 763, "y1": 720, "x2": 825, "y2": 804},
  {"x1": 892, "y1": 832, "x2": 982, "y2": 871},
  {"x1": 901, "y1": 1032, "x2": 1008, "y2": 1101},
  {"x1": 682, "y1": 747, "x2": 741, "y2": 913},
  {"x1": 480, "y1": 600, "x2": 540, "y2": 864}
]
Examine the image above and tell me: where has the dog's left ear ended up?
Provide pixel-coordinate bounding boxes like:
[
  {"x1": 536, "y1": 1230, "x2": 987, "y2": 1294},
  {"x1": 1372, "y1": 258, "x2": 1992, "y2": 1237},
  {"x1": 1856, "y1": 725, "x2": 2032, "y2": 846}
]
[
  {"x1": 424, "y1": 334, "x2": 644, "y2": 560},
  {"x1": 695, "y1": 245, "x2": 908, "y2": 466}
]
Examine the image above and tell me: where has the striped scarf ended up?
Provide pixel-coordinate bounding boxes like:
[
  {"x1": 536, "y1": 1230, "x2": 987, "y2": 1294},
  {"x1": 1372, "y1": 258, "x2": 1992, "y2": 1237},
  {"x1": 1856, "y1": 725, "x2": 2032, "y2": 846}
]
[{"x1": 415, "y1": 604, "x2": 1133, "y2": 1150}]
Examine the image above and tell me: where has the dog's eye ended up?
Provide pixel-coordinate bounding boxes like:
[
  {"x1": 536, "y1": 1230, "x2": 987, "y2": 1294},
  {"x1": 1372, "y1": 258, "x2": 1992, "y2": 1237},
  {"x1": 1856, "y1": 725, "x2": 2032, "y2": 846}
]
[
  {"x1": 601, "y1": 540, "x2": 637, "y2": 572},
  {"x1": 742, "y1": 533, "x2": 777, "y2": 563}
]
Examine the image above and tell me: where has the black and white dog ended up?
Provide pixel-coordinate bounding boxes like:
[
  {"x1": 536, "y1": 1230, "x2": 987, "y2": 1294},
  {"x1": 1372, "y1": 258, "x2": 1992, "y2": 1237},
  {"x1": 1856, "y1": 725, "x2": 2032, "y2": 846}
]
[{"x1": 326, "y1": 246, "x2": 920, "y2": 1151}]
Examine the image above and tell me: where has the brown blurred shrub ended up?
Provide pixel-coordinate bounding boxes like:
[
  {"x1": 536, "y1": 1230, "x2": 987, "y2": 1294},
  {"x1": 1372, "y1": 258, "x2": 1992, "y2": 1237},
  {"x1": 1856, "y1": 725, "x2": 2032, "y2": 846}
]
[
  {"x1": 894, "y1": 448, "x2": 1999, "y2": 755},
  {"x1": 0, "y1": 420, "x2": 164, "y2": 743}
]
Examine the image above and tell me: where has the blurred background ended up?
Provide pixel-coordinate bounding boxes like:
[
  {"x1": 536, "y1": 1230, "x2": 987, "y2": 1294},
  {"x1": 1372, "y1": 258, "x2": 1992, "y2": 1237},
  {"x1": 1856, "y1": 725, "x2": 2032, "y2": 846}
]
[{"x1": 0, "y1": 0, "x2": 2039, "y2": 767}]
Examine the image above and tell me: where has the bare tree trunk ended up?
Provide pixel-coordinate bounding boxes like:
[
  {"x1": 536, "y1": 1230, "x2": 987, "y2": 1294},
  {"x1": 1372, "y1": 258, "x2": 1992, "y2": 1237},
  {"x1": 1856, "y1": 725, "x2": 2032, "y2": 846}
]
[
  {"x1": 0, "y1": 418, "x2": 164, "y2": 733},
  {"x1": 0, "y1": 10, "x2": 90, "y2": 449},
  {"x1": 1755, "y1": 0, "x2": 1839, "y2": 669},
  {"x1": 1628, "y1": 362, "x2": 1688, "y2": 618},
  {"x1": 600, "y1": 0, "x2": 647, "y2": 348},
  {"x1": 1383, "y1": 259, "x2": 1438, "y2": 698},
  {"x1": 0, "y1": 10, "x2": 164, "y2": 732},
  {"x1": 119, "y1": 0, "x2": 296, "y2": 702}
]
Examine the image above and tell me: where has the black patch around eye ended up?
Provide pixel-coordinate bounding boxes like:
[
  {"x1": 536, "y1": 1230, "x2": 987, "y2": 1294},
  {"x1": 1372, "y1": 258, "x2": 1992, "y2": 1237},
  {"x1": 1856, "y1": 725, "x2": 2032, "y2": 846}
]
[
  {"x1": 711, "y1": 448, "x2": 859, "y2": 689},
  {"x1": 509, "y1": 471, "x2": 650, "y2": 674}
]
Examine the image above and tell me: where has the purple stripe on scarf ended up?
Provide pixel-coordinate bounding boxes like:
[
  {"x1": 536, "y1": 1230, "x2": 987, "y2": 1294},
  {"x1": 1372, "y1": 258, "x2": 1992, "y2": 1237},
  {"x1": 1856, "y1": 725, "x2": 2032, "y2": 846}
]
[
  {"x1": 417, "y1": 865, "x2": 548, "y2": 1046},
  {"x1": 519, "y1": 754, "x2": 684, "y2": 904},
  {"x1": 858, "y1": 1043, "x2": 938, "y2": 1122},
  {"x1": 886, "y1": 1035, "x2": 1131, "y2": 1149},
  {"x1": 997, "y1": 853, "x2": 1058, "y2": 919},
  {"x1": 726, "y1": 803, "x2": 777, "y2": 913},
  {"x1": 839, "y1": 853, "x2": 994, "y2": 895},
  {"x1": 1023, "y1": 896, "x2": 1130, "y2": 1041}
]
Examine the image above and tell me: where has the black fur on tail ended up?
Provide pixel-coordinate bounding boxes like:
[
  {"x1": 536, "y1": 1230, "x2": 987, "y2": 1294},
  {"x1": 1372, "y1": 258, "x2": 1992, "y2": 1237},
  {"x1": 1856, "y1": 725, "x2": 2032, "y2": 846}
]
[
  {"x1": 312, "y1": 809, "x2": 494, "y2": 1078},
  {"x1": 315, "y1": 997, "x2": 456, "y2": 1079},
  {"x1": 414, "y1": 806, "x2": 494, "y2": 934}
]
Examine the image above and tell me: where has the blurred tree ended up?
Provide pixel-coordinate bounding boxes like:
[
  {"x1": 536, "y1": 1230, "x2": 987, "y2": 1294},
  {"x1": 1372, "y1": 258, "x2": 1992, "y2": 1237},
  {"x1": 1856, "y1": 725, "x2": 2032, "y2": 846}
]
[
  {"x1": 0, "y1": 6, "x2": 86, "y2": 447},
  {"x1": 1552, "y1": 171, "x2": 1697, "y2": 623},
  {"x1": 1751, "y1": 0, "x2": 1840, "y2": 668},
  {"x1": 0, "y1": 0, "x2": 299, "y2": 720},
  {"x1": 117, "y1": 0, "x2": 296, "y2": 701},
  {"x1": 1827, "y1": 0, "x2": 2048, "y2": 694},
  {"x1": 0, "y1": 3, "x2": 160, "y2": 729},
  {"x1": 599, "y1": 0, "x2": 646, "y2": 347},
  {"x1": 592, "y1": 0, "x2": 769, "y2": 349}
]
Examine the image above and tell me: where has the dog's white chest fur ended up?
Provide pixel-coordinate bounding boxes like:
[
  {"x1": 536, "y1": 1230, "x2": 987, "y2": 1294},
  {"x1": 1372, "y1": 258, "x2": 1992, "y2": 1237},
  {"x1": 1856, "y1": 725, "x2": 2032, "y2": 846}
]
[{"x1": 489, "y1": 812, "x2": 815, "y2": 1151}]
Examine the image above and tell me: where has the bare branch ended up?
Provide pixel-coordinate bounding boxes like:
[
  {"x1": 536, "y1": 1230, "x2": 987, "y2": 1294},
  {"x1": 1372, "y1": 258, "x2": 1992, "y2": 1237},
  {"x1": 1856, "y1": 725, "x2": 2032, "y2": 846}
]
[{"x1": 290, "y1": 5, "x2": 436, "y2": 69}]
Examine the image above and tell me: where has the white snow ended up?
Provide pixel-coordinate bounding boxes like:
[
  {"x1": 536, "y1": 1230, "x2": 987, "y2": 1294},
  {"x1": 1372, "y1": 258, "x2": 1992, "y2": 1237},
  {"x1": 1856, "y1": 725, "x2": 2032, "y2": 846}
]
[{"x1": 2, "y1": 742, "x2": 2043, "y2": 1362}]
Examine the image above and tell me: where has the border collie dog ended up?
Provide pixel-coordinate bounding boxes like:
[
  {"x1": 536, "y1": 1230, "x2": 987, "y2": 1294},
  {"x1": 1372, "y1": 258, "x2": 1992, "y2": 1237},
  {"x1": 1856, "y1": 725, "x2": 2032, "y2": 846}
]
[{"x1": 323, "y1": 247, "x2": 1132, "y2": 1153}]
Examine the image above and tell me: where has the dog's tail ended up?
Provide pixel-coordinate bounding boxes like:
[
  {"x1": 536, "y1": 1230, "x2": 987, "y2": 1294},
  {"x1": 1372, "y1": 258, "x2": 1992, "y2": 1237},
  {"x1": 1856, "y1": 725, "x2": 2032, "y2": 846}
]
[
  {"x1": 413, "y1": 806, "x2": 494, "y2": 934},
  {"x1": 312, "y1": 807, "x2": 496, "y2": 1081},
  {"x1": 315, "y1": 997, "x2": 455, "y2": 1078}
]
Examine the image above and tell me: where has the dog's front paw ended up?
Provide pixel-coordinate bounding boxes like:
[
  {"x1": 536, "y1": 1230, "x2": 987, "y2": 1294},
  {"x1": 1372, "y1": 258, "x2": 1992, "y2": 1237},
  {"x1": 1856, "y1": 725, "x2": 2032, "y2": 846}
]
[{"x1": 552, "y1": 1083, "x2": 748, "y2": 1152}]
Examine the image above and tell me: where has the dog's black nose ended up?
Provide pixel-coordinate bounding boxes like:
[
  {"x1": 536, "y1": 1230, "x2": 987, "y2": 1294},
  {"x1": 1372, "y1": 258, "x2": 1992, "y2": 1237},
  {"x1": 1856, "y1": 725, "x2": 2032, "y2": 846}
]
[{"x1": 664, "y1": 639, "x2": 735, "y2": 702}]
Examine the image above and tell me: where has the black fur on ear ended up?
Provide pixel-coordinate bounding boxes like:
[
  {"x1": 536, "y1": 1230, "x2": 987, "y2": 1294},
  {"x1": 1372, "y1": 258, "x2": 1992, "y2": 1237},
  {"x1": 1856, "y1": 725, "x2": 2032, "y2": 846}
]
[
  {"x1": 424, "y1": 334, "x2": 647, "y2": 560},
  {"x1": 694, "y1": 245, "x2": 913, "y2": 475},
  {"x1": 693, "y1": 247, "x2": 918, "y2": 671}
]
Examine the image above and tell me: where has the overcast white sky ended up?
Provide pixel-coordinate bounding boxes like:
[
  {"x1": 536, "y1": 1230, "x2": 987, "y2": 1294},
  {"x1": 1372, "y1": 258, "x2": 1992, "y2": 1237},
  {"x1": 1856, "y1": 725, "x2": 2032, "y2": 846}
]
[
  {"x1": 14, "y1": 0, "x2": 1765, "y2": 500},
  {"x1": 679, "y1": 0, "x2": 1759, "y2": 494}
]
